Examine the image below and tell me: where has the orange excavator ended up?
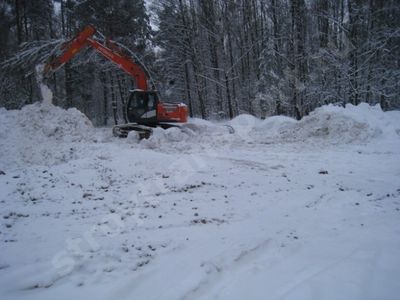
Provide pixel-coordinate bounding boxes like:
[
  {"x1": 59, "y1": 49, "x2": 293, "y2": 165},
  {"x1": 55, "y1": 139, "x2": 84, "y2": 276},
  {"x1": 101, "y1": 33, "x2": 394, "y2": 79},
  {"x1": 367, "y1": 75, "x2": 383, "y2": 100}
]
[{"x1": 44, "y1": 25, "x2": 188, "y2": 138}]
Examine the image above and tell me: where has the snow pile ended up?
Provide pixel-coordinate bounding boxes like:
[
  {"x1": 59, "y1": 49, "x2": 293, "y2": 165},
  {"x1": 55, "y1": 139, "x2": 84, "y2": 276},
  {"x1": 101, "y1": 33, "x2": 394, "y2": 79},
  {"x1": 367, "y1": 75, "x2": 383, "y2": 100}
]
[
  {"x1": 141, "y1": 126, "x2": 197, "y2": 150},
  {"x1": 253, "y1": 103, "x2": 400, "y2": 145},
  {"x1": 140, "y1": 103, "x2": 400, "y2": 151},
  {"x1": 1, "y1": 102, "x2": 398, "y2": 167},
  {"x1": 140, "y1": 118, "x2": 237, "y2": 152},
  {"x1": 0, "y1": 102, "x2": 94, "y2": 168},
  {"x1": 16, "y1": 102, "x2": 94, "y2": 142},
  {"x1": 228, "y1": 114, "x2": 260, "y2": 139}
]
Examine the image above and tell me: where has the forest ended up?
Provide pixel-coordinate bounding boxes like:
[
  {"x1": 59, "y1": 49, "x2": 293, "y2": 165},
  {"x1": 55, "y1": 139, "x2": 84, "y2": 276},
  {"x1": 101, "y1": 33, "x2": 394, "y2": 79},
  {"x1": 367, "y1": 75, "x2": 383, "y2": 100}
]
[{"x1": 0, "y1": 0, "x2": 399, "y2": 125}]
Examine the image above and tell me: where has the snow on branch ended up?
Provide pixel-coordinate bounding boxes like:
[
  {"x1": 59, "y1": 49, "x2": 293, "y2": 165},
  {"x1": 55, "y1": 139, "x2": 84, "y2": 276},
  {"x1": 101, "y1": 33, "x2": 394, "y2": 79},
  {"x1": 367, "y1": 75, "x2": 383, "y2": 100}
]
[{"x1": 0, "y1": 39, "x2": 66, "y2": 75}]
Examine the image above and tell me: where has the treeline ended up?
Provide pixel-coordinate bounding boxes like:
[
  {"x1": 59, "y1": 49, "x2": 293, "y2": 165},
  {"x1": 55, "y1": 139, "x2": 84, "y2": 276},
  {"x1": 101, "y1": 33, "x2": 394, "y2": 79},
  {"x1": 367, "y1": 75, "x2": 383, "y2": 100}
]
[{"x1": 0, "y1": 0, "x2": 399, "y2": 125}]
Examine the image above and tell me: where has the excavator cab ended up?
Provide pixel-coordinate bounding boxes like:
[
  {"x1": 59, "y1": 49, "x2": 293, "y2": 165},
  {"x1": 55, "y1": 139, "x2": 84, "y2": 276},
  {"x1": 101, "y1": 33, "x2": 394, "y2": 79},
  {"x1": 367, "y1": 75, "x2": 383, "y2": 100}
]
[
  {"x1": 127, "y1": 90, "x2": 159, "y2": 124},
  {"x1": 127, "y1": 90, "x2": 188, "y2": 126}
]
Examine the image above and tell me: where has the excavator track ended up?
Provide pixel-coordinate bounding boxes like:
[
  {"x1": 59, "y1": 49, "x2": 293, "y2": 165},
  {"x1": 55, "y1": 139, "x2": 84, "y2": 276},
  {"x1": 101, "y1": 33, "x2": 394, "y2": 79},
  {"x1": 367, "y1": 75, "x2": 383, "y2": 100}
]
[
  {"x1": 113, "y1": 122, "x2": 234, "y2": 139},
  {"x1": 112, "y1": 123, "x2": 184, "y2": 139},
  {"x1": 112, "y1": 124, "x2": 153, "y2": 139}
]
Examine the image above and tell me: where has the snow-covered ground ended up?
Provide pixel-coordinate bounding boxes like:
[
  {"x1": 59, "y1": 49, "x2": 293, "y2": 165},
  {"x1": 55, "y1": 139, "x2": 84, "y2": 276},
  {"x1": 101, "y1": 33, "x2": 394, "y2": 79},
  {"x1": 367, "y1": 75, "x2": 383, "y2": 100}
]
[{"x1": 0, "y1": 102, "x2": 399, "y2": 300}]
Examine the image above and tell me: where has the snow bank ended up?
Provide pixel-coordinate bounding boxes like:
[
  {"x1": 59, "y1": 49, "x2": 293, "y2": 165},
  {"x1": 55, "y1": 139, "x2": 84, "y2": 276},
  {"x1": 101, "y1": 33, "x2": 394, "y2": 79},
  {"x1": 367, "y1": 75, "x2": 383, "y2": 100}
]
[
  {"x1": 253, "y1": 103, "x2": 400, "y2": 145},
  {"x1": 140, "y1": 119, "x2": 236, "y2": 152},
  {"x1": 139, "y1": 103, "x2": 400, "y2": 152},
  {"x1": 228, "y1": 114, "x2": 260, "y2": 139},
  {"x1": 17, "y1": 102, "x2": 94, "y2": 142},
  {"x1": 1, "y1": 102, "x2": 398, "y2": 168},
  {"x1": 0, "y1": 102, "x2": 94, "y2": 168}
]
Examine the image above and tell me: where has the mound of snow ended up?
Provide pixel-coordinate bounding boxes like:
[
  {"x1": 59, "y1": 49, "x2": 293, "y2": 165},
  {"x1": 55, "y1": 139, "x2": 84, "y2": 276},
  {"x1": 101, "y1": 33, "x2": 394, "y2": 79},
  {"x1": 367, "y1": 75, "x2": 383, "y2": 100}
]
[
  {"x1": 126, "y1": 130, "x2": 140, "y2": 144},
  {"x1": 229, "y1": 114, "x2": 260, "y2": 131},
  {"x1": 139, "y1": 120, "x2": 237, "y2": 152},
  {"x1": 137, "y1": 103, "x2": 400, "y2": 152},
  {"x1": 183, "y1": 118, "x2": 224, "y2": 136},
  {"x1": 227, "y1": 114, "x2": 260, "y2": 140},
  {"x1": 141, "y1": 127, "x2": 193, "y2": 150},
  {"x1": 253, "y1": 103, "x2": 400, "y2": 145},
  {"x1": 187, "y1": 117, "x2": 215, "y2": 127},
  {"x1": 254, "y1": 115, "x2": 297, "y2": 137},
  {"x1": 2, "y1": 102, "x2": 397, "y2": 167},
  {"x1": 0, "y1": 102, "x2": 94, "y2": 168},
  {"x1": 17, "y1": 102, "x2": 94, "y2": 143}
]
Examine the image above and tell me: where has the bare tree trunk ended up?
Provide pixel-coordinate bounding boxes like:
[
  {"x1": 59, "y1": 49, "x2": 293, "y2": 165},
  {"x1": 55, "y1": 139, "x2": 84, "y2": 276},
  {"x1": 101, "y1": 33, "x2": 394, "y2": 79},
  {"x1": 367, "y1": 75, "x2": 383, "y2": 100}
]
[
  {"x1": 317, "y1": 0, "x2": 329, "y2": 48},
  {"x1": 348, "y1": 0, "x2": 359, "y2": 105},
  {"x1": 291, "y1": 0, "x2": 307, "y2": 119},
  {"x1": 100, "y1": 72, "x2": 108, "y2": 126},
  {"x1": 109, "y1": 71, "x2": 118, "y2": 125},
  {"x1": 189, "y1": 0, "x2": 207, "y2": 119},
  {"x1": 22, "y1": 0, "x2": 29, "y2": 39},
  {"x1": 64, "y1": 62, "x2": 73, "y2": 108},
  {"x1": 200, "y1": 0, "x2": 222, "y2": 114},
  {"x1": 15, "y1": 0, "x2": 22, "y2": 44},
  {"x1": 271, "y1": 0, "x2": 283, "y2": 114},
  {"x1": 117, "y1": 74, "x2": 128, "y2": 123},
  {"x1": 227, "y1": 31, "x2": 238, "y2": 116},
  {"x1": 225, "y1": 71, "x2": 233, "y2": 119},
  {"x1": 178, "y1": 0, "x2": 193, "y2": 118},
  {"x1": 184, "y1": 63, "x2": 193, "y2": 118}
]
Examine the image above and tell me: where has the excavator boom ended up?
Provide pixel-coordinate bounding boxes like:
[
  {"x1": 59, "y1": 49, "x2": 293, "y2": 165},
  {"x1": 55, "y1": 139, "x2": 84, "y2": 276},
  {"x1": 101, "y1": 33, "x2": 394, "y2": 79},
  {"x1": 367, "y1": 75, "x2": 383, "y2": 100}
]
[
  {"x1": 45, "y1": 25, "x2": 96, "y2": 73},
  {"x1": 46, "y1": 25, "x2": 148, "y2": 90}
]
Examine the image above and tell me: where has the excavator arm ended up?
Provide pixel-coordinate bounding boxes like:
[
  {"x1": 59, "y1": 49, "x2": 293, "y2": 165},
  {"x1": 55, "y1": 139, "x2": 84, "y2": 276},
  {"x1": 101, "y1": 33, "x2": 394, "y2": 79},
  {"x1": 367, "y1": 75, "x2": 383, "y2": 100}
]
[{"x1": 45, "y1": 25, "x2": 148, "y2": 90}]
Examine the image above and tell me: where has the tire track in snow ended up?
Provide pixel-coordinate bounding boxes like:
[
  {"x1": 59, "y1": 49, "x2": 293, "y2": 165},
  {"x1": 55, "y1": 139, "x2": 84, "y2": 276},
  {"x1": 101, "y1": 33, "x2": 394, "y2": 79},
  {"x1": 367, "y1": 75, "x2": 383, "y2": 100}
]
[{"x1": 181, "y1": 239, "x2": 272, "y2": 300}]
